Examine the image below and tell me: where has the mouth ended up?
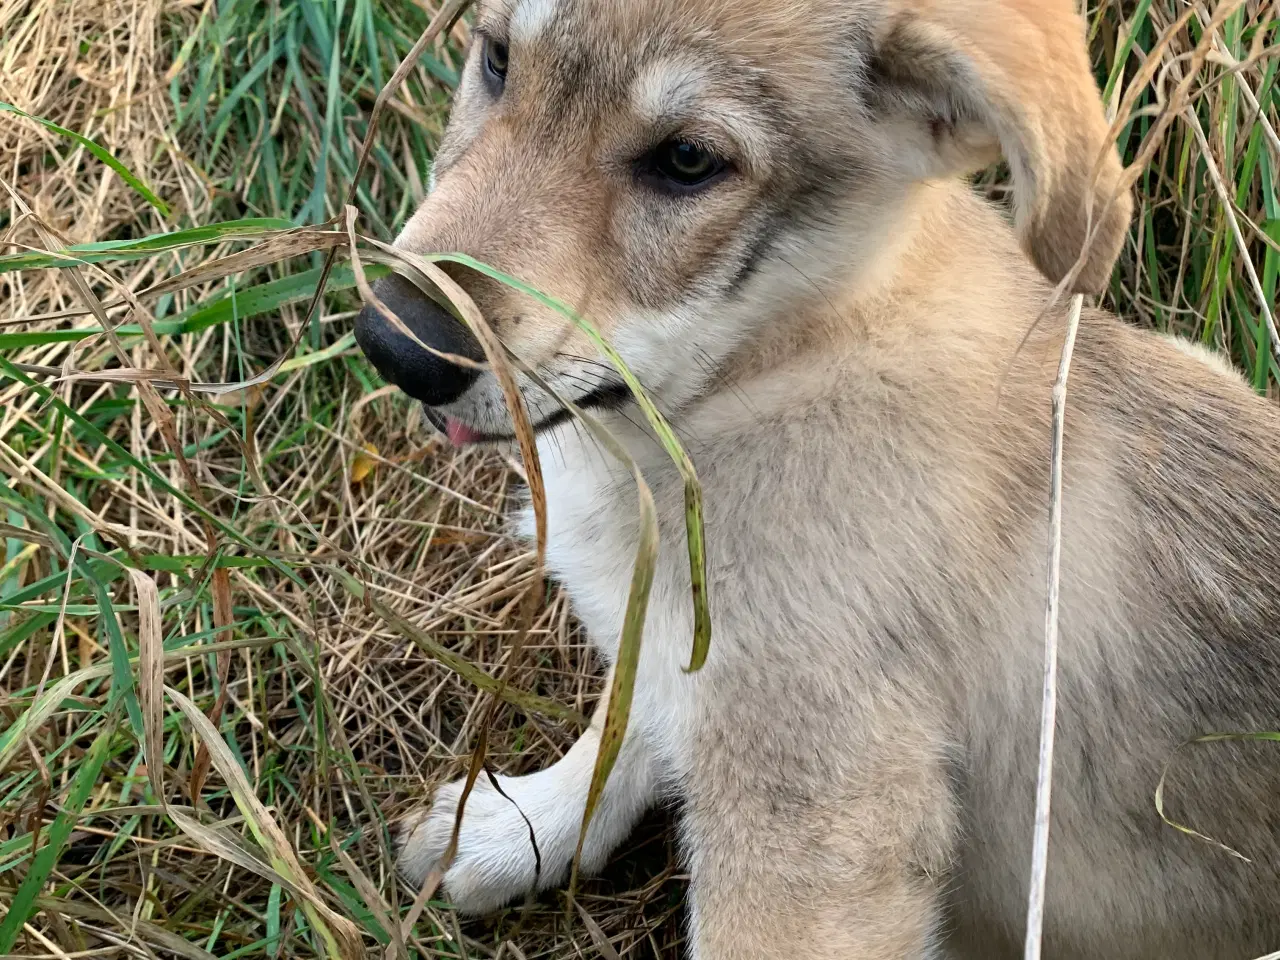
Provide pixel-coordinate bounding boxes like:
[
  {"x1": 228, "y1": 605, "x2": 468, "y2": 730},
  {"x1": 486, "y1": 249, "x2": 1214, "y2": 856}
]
[
  {"x1": 422, "y1": 408, "x2": 487, "y2": 447},
  {"x1": 424, "y1": 381, "x2": 631, "y2": 448}
]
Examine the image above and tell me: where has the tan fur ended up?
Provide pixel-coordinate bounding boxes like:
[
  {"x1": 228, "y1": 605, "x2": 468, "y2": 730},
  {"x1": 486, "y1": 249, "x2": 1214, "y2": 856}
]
[{"x1": 363, "y1": 1, "x2": 1280, "y2": 956}]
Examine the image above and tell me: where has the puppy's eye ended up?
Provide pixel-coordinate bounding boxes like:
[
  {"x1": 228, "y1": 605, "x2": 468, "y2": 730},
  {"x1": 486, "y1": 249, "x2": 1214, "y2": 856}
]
[
  {"x1": 644, "y1": 139, "x2": 728, "y2": 191},
  {"x1": 484, "y1": 38, "x2": 509, "y2": 84}
]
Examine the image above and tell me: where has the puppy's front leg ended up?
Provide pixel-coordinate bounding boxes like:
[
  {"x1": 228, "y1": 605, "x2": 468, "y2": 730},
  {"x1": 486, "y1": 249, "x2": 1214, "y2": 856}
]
[
  {"x1": 397, "y1": 671, "x2": 660, "y2": 913},
  {"x1": 685, "y1": 698, "x2": 957, "y2": 959}
]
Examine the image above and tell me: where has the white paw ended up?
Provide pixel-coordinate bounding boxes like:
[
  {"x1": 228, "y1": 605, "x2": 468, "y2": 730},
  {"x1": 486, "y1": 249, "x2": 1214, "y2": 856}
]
[{"x1": 397, "y1": 775, "x2": 573, "y2": 915}]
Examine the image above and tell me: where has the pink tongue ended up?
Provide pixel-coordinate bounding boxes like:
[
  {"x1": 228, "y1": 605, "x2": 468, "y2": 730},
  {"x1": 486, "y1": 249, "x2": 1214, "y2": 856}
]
[{"x1": 446, "y1": 418, "x2": 481, "y2": 447}]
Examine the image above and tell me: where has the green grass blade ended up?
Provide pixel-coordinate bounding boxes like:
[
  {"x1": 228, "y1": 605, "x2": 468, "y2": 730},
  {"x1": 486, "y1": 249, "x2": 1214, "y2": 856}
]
[
  {"x1": 0, "y1": 103, "x2": 170, "y2": 216},
  {"x1": 0, "y1": 219, "x2": 295, "y2": 274},
  {"x1": 0, "y1": 708, "x2": 121, "y2": 953},
  {"x1": 1102, "y1": 0, "x2": 1153, "y2": 104},
  {"x1": 0, "y1": 263, "x2": 386, "y2": 349},
  {"x1": 208, "y1": 41, "x2": 283, "y2": 134}
]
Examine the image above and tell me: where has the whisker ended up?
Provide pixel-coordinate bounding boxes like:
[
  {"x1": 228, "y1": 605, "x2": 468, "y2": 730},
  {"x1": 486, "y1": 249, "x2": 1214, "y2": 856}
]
[
  {"x1": 776, "y1": 254, "x2": 849, "y2": 331},
  {"x1": 554, "y1": 352, "x2": 708, "y2": 455},
  {"x1": 555, "y1": 372, "x2": 672, "y2": 457},
  {"x1": 694, "y1": 348, "x2": 764, "y2": 426}
]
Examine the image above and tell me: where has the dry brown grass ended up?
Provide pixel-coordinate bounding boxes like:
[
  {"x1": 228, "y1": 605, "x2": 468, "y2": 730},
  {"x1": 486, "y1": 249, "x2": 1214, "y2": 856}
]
[
  {"x1": 0, "y1": 0, "x2": 1277, "y2": 957},
  {"x1": 1, "y1": 0, "x2": 206, "y2": 313}
]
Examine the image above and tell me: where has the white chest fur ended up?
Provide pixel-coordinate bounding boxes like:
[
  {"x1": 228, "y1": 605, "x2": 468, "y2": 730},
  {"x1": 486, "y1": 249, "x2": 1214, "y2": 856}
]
[
  {"x1": 513, "y1": 420, "x2": 649, "y2": 664},
  {"x1": 512, "y1": 417, "x2": 700, "y2": 776}
]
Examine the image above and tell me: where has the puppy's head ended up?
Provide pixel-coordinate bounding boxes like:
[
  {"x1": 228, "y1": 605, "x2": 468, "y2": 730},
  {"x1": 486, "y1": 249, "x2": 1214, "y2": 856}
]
[{"x1": 356, "y1": 0, "x2": 1131, "y2": 443}]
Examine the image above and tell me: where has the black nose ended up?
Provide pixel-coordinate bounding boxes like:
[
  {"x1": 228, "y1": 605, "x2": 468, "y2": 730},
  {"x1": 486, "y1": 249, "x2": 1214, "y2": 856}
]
[{"x1": 353, "y1": 273, "x2": 484, "y2": 407}]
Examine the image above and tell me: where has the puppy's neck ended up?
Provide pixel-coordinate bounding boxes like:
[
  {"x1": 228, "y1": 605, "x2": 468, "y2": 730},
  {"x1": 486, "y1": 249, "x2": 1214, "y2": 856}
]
[{"x1": 677, "y1": 181, "x2": 1061, "y2": 436}]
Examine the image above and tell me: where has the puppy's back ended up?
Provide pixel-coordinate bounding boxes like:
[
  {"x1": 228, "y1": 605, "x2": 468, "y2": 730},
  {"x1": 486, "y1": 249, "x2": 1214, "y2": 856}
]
[{"x1": 954, "y1": 313, "x2": 1280, "y2": 959}]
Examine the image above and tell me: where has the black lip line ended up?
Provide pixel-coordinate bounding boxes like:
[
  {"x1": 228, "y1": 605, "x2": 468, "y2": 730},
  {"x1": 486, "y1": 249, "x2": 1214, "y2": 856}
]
[{"x1": 425, "y1": 381, "x2": 631, "y2": 443}]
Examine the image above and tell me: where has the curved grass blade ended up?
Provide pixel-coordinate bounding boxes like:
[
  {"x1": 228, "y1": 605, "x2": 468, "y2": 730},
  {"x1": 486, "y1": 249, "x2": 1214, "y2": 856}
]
[
  {"x1": 1154, "y1": 731, "x2": 1280, "y2": 862},
  {"x1": 346, "y1": 233, "x2": 555, "y2": 901},
  {"x1": 0, "y1": 662, "x2": 114, "y2": 773},
  {"x1": 137, "y1": 226, "x2": 346, "y2": 300},
  {"x1": 167, "y1": 685, "x2": 364, "y2": 960},
  {"x1": 507, "y1": 366, "x2": 658, "y2": 904},
  {"x1": 393, "y1": 248, "x2": 712, "y2": 672},
  {"x1": 0, "y1": 218, "x2": 294, "y2": 274},
  {"x1": 350, "y1": 239, "x2": 666, "y2": 906},
  {"x1": 0, "y1": 102, "x2": 170, "y2": 216}
]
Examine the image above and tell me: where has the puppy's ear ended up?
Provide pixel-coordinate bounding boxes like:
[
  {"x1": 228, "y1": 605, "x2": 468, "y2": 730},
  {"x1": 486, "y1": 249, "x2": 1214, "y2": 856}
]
[{"x1": 869, "y1": 0, "x2": 1132, "y2": 294}]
